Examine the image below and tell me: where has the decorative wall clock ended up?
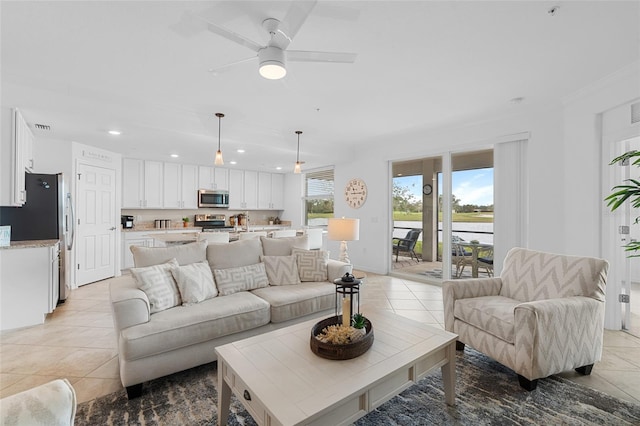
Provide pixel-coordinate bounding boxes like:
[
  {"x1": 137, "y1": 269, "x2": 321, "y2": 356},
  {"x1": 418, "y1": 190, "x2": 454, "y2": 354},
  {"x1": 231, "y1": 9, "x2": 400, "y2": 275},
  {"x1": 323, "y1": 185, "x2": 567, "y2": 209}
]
[{"x1": 345, "y1": 178, "x2": 367, "y2": 209}]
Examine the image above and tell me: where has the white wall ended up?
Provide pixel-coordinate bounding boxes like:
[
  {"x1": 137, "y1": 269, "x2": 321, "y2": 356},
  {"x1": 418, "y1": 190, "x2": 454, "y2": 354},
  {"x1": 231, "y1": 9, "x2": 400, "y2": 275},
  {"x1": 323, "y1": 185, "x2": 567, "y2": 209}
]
[{"x1": 323, "y1": 62, "x2": 640, "y2": 330}]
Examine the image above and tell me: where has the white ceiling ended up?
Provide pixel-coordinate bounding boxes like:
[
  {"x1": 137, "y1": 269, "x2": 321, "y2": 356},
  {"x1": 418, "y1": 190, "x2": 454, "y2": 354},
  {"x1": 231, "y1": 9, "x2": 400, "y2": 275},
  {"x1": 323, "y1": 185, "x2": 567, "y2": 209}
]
[{"x1": 2, "y1": 1, "x2": 639, "y2": 172}]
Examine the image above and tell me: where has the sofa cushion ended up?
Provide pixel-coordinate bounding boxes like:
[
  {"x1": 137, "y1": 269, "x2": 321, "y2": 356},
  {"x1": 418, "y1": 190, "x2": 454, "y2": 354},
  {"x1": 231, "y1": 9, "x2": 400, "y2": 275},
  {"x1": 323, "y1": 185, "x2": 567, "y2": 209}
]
[
  {"x1": 131, "y1": 241, "x2": 207, "y2": 268},
  {"x1": 131, "y1": 259, "x2": 181, "y2": 314},
  {"x1": 207, "y1": 238, "x2": 263, "y2": 270},
  {"x1": 260, "y1": 235, "x2": 309, "y2": 256},
  {"x1": 119, "y1": 292, "x2": 271, "y2": 361},
  {"x1": 292, "y1": 248, "x2": 328, "y2": 282},
  {"x1": 261, "y1": 255, "x2": 301, "y2": 286},
  {"x1": 213, "y1": 263, "x2": 269, "y2": 296},
  {"x1": 251, "y1": 282, "x2": 335, "y2": 323},
  {"x1": 171, "y1": 261, "x2": 217, "y2": 305},
  {"x1": 453, "y1": 295, "x2": 519, "y2": 344}
]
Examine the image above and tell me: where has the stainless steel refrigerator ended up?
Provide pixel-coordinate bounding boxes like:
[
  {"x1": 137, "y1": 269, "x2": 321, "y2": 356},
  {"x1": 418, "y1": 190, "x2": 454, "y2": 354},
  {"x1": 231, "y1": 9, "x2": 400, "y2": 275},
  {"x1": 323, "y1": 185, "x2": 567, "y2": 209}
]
[{"x1": 0, "y1": 173, "x2": 75, "y2": 302}]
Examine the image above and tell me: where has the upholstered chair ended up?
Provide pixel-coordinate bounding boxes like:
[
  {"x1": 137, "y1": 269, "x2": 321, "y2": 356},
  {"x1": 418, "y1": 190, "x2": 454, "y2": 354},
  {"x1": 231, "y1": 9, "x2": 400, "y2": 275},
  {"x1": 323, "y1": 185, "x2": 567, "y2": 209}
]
[{"x1": 443, "y1": 247, "x2": 609, "y2": 390}]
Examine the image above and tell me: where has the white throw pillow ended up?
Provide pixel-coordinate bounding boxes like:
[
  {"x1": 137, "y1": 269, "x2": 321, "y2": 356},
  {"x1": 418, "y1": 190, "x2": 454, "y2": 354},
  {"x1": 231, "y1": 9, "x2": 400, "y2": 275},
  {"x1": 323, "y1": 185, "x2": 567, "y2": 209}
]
[
  {"x1": 171, "y1": 261, "x2": 218, "y2": 305},
  {"x1": 131, "y1": 258, "x2": 181, "y2": 313},
  {"x1": 261, "y1": 255, "x2": 301, "y2": 286},
  {"x1": 292, "y1": 248, "x2": 329, "y2": 282},
  {"x1": 213, "y1": 263, "x2": 269, "y2": 296}
]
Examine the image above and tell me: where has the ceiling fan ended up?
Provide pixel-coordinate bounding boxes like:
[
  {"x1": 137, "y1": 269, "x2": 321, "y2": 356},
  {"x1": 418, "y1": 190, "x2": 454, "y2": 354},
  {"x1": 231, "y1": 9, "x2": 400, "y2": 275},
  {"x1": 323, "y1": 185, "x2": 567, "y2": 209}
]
[{"x1": 198, "y1": 1, "x2": 357, "y2": 79}]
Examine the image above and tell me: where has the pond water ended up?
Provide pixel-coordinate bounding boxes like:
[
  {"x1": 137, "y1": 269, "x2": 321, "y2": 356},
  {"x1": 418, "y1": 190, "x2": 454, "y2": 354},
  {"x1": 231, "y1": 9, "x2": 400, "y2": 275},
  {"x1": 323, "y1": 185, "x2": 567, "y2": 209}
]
[{"x1": 394, "y1": 221, "x2": 494, "y2": 245}]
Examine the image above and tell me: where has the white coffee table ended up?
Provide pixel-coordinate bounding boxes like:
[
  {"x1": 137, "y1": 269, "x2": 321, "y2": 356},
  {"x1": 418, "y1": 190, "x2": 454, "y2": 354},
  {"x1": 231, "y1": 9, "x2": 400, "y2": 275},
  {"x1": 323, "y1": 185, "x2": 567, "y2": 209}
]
[{"x1": 216, "y1": 309, "x2": 457, "y2": 426}]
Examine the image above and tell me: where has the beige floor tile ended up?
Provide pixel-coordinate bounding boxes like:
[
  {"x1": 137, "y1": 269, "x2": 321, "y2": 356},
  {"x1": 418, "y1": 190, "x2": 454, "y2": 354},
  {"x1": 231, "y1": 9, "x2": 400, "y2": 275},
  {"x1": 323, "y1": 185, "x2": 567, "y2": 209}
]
[
  {"x1": 0, "y1": 373, "x2": 27, "y2": 390},
  {"x1": 384, "y1": 290, "x2": 416, "y2": 299},
  {"x1": 604, "y1": 330, "x2": 640, "y2": 347},
  {"x1": 591, "y1": 369, "x2": 640, "y2": 402},
  {"x1": 0, "y1": 374, "x2": 69, "y2": 399},
  {"x1": 361, "y1": 299, "x2": 393, "y2": 310},
  {"x1": 86, "y1": 356, "x2": 119, "y2": 379},
  {"x1": 388, "y1": 299, "x2": 426, "y2": 311},
  {"x1": 72, "y1": 377, "x2": 123, "y2": 404},
  {"x1": 393, "y1": 310, "x2": 440, "y2": 324},
  {"x1": 419, "y1": 300, "x2": 445, "y2": 311},
  {"x1": 1, "y1": 345, "x2": 77, "y2": 375},
  {"x1": 558, "y1": 370, "x2": 639, "y2": 404},
  {"x1": 35, "y1": 348, "x2": 117, "y2": 377},
  {"x1": 606, "y1": 346, "x2": 640, "y2": 369},
  {"x1": 411, "y1": 291, "x2": 444, "y2": 301}
]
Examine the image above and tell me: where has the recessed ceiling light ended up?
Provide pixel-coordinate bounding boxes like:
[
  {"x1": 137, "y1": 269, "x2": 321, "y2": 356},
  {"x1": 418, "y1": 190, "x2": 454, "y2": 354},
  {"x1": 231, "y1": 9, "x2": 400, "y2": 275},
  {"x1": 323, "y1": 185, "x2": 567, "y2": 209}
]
[
  {"x1": 276, "y1": 166, "x2": 282, "y2": 170},
  {"x1": 170, "y1": 154, "x2": 179, "y2": 158},
  {"x1": 230, "y1": 161, "x2": 237, "y2": 165},
  {"x1": 108, "y1": 130, "x2": 121, "y2": 135},
  {"x1": 237, "y1": 149, "x2": 245, "y2": 153}
]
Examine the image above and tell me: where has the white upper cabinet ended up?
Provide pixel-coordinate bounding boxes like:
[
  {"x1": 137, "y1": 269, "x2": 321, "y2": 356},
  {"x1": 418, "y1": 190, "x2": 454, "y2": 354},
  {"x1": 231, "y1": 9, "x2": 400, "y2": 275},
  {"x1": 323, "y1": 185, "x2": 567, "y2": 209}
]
[
  {"x1": 163, "y1": 162, "x2": 181, "y2": 209},
  {"x1": 1, "y1": 108, "x2": 34, "y2": 206},
  {"x1": 258, "y1": 172, "x2": 284, "y2": 210},
  {"x1": 180, "y1": 164, "x2": 198, "y2": 209},
  {"x1": 229, "y1": 169, "x2": 258, "y2": 210},
  {"x1": 122, "y1": 159, "x2": 163, "y2": 208},
  {"x1": 198, "y1": 166, "x2": 228, "y2": 190}
]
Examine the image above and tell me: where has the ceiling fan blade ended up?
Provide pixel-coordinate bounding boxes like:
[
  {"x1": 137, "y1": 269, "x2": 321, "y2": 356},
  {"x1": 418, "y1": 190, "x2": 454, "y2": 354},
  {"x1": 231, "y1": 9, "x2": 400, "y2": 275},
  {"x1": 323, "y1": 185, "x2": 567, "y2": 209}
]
[
  {"x1": 279, "y1": 0, "x2": 318, "y2": 44},
  {"x1": 208, "y1": 56, "x2": 257, "y2": 76},
  {"x1": 286, "y1": 50, "x2": 357, "y2": 63},
  {"x1": 197, "y1": 16, "x2": 263, "y2": 53}
]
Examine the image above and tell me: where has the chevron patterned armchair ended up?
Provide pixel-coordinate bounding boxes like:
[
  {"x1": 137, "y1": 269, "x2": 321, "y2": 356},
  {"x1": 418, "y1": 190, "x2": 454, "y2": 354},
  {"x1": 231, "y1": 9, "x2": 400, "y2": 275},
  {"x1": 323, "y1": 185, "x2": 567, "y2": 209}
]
[{"x1": 443, "y1": 247, "x2": 609, "y2": 390}]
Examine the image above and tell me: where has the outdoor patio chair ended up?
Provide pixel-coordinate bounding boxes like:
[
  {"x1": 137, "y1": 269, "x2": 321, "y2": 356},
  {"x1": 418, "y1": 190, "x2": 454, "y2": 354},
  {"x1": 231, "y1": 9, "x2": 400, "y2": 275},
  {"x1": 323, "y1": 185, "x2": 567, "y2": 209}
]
[
  {"x1": 392, "y1": 229, "x2": 422, "y2": 262},
  {"x1": 452, "y1": 242, "x2": 473, "y2": 277},
  {"x1": 477, "y1": 246, "x2": 494, "y2": 277}
]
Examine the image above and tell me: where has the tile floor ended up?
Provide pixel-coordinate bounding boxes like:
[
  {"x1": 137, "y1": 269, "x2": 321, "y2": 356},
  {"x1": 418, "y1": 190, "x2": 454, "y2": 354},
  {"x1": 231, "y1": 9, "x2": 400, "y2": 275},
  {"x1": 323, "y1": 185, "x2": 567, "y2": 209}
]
[{"x1": 1, "y1": 273, "x2": 639, "y2": 407}]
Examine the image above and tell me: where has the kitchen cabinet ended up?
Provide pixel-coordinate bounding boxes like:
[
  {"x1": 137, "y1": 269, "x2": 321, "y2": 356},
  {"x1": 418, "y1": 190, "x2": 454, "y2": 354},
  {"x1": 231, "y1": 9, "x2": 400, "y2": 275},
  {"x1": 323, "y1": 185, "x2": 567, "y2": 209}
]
[
  {"x1": 198, "y1": 166, "x2": 228, "y2": 190},
  {"x1": 0, "y1": 242, "x2": 59, "y2": 331},
  {"x1": 122, "y1": 159, "x2": 163, "y2": 208},
  {"x1": 1, "y1": 107, "x2": 34, "y2": 206},
  {"x1": 163, "y1": 163, "x2": 198, "y2": 209},
  {"x1": 122, "y1": 231, "x2": 155, "y2": 270},
  {"x1": 229, "y1": 169, "x2": 258, "y2": 210},
  {"x1": 258, "y1": 172, "x2": 284, "y2": 210}
]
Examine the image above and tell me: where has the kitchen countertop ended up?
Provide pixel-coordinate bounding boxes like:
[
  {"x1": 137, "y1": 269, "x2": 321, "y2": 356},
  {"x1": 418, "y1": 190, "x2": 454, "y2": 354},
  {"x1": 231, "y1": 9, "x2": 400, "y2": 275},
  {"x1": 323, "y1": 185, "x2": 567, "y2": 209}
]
[
  {"x1": 122, "y1": 226, "x2": 202, "y2": 232},
  {"x1": 144, "y1": 232, "x2": 199, "y2": 243},
  {"x1": 0, "y1": 239, "x2": 60, "y2": 250}
]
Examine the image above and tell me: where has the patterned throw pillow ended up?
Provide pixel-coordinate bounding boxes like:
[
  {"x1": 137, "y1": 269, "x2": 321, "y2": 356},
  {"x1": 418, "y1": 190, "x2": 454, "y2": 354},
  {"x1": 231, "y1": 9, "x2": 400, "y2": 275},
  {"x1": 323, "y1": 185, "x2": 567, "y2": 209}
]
[
  {"x1": 131, "y1": 258, "x2": 181, "y2": 313},
  {"x1": 171, "y1": 261, "x2": 218, "y2": 305},
  {"x1": 213, "y1": 263, "x2": 269, "y2": 296},
  {"x1": 260, "y1": 255, "x2": 301, "y2": 286},
  {"x1": 292, "y1": 248, "x2": 329, "y2": 282}
]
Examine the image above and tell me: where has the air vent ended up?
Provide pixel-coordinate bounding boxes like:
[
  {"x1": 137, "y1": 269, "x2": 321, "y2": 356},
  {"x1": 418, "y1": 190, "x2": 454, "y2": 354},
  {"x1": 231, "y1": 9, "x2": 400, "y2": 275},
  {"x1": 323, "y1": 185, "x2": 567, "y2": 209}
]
[
  {"x1": 632, "y1": 102, "x2": 640, "y2": 125},
  {"x1": 34, "y1": 123, "x2": 51, "y2": 131}
]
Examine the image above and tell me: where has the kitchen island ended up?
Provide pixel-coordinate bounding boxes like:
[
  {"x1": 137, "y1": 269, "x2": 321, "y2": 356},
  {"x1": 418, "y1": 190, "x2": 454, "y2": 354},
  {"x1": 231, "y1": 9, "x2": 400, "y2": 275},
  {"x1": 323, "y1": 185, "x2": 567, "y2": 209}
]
[{"x1": 0, "y1": 239, "x2": 60, "y2": 331}]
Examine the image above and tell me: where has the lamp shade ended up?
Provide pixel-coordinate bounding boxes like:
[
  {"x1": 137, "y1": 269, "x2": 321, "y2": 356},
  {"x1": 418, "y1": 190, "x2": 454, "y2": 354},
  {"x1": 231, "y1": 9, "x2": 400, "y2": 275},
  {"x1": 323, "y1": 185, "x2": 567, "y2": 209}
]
[{"x1": 328, "y1": 218, "x2": 360, "y2": 242}]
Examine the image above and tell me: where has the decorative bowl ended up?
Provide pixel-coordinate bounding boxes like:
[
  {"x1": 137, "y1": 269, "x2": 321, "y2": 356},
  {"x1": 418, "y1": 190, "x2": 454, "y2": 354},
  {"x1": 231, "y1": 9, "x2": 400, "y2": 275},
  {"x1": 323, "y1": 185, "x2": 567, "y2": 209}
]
[{"x1": 310, "y1": 315, "x2": 374, "y2": 360}]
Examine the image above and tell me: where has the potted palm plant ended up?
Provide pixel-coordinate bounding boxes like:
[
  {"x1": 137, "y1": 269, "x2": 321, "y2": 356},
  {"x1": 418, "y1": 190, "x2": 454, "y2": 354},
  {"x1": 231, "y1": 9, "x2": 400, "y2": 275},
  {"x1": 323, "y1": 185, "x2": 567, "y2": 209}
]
[{"x1": 605, "y1": 150, "x2": 640, "y2": 255}]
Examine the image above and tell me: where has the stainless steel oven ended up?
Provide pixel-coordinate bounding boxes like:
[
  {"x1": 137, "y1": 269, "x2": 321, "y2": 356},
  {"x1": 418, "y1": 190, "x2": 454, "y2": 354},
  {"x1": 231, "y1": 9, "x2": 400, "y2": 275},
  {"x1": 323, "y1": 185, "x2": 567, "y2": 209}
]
[{"x1": 198, "y1": 189, "x2": 229, "y2": 208}]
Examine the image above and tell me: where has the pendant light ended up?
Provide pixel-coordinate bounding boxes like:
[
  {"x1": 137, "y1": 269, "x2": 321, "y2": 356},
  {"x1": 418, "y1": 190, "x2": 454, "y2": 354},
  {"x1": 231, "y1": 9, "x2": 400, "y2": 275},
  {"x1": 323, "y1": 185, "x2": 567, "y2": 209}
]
[
  {"x1": 214, "y1": 113, "x2": 224, "y2": 166},
  {"x1": 294, "y1": 130, "x2": 302, "y2": 174}
]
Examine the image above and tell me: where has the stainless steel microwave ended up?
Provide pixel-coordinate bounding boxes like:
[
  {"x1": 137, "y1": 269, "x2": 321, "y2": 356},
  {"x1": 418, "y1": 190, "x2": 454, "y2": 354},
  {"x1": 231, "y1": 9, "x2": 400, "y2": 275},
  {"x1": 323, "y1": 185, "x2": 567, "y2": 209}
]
[{"x1": 198, "y1": 189, "x2": 229, "y2": 208}]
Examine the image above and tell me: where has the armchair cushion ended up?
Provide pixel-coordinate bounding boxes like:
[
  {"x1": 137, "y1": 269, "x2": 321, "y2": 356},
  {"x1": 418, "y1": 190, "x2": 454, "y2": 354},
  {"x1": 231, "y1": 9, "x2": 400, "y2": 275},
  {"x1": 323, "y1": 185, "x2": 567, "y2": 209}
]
[{"x1": 454, "y1": 296, "x2": 519, "y2": 343}]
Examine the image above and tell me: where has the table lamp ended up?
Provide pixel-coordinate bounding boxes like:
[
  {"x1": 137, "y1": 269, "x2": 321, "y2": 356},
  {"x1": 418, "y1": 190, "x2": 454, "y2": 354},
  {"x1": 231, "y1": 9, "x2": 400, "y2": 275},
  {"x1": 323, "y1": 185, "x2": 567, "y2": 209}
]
[{"x1": 328, "y1": 217, "x2": 360, "y2": 263}]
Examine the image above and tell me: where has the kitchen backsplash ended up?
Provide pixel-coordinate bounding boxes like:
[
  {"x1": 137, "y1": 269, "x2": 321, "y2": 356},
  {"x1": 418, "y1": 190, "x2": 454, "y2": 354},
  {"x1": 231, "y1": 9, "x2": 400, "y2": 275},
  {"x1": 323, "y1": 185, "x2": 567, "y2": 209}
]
[{"x1": 121, "y1": 208, "x2": 285, "y2": 229}]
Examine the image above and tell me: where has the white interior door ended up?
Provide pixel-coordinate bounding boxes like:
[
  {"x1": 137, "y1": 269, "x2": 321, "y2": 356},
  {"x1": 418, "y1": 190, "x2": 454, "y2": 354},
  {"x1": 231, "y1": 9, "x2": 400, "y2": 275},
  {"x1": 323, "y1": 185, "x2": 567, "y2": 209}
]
[{"x1": 76, "y1": 163, "x2": 117, "y2": 286}]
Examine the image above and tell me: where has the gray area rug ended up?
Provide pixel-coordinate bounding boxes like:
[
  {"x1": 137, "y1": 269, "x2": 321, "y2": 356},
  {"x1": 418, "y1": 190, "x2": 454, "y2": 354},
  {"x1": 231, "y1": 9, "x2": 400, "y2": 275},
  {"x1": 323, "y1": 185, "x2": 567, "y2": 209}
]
[{"x1": 75, "y1": 348, "x2": 640, "y2": 425}]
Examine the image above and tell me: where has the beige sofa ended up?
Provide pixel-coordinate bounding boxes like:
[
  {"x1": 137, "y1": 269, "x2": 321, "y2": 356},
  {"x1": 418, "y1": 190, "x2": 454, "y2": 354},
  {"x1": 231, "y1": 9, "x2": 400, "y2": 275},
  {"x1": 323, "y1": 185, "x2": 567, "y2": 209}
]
[
  {"x1": 110, "y1": 236, "x2": 351, "y2": 398},
  {"x1": 443, "y1": 247, "x2": 609, "y2": 390}
]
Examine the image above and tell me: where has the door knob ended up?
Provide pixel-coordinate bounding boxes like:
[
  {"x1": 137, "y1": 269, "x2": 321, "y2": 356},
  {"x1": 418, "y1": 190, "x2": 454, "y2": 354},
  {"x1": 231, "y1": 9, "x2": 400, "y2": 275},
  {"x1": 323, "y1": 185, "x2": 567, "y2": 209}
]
[{"x1": 109, "y1": 227, "x2": 116, "y2": 231}]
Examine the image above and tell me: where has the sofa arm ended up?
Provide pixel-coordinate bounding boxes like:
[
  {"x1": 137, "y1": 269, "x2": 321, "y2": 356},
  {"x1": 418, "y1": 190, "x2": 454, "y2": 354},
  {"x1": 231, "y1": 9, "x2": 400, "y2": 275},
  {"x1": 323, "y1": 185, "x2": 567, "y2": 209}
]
[
  {"x1": 442, "y1": 277, "x2": 502, "y2": 332},
  {"x1": 514, "y1": 296, "x2": 604, "y2": 380},
  {"x1": 327, "y1": 259, "x2": 353, "y2": 281},
  {"x1": 109, "y1": 276, "x2": 150, "y2": 331},
  {"x1": 0, "y1": 379, "x2": 76, "y2": 425}
]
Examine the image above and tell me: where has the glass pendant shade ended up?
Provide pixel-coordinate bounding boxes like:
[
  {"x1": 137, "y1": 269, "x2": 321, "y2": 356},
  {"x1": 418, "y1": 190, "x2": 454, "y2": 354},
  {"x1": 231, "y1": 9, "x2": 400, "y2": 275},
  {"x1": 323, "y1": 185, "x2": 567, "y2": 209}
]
[{"x1": 215, "y1": 113, "x2": 224, "y2": 166}]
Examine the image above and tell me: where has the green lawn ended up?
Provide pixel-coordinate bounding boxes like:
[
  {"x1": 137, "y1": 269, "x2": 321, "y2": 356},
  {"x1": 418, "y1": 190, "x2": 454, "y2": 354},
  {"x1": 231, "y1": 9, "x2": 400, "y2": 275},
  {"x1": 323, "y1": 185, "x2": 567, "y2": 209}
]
[{"x1": 393, "y1": 211, "x2": 493, "y2": 223}]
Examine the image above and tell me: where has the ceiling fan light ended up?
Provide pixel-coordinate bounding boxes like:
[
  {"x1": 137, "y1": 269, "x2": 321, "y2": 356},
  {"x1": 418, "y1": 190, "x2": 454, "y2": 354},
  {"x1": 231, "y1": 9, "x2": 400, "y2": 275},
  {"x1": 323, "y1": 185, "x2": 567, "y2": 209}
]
[
  {"x1": 259, "y1": 62, "x2": 287, "y2": 79},
  {"x1": 259, "y1": 46, "x2": 286, "y2": 80}
]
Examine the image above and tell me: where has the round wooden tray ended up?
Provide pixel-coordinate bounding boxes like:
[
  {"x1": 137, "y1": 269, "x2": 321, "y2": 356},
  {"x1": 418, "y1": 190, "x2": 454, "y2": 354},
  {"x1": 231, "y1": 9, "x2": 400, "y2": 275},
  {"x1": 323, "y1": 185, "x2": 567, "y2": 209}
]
[{"x1": 310, "y1": 316, "x2": 374, "y2": 360}]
